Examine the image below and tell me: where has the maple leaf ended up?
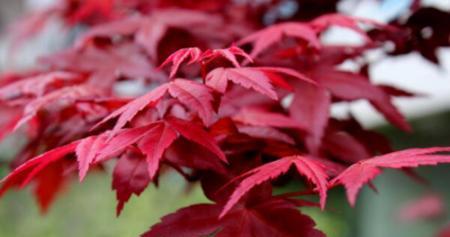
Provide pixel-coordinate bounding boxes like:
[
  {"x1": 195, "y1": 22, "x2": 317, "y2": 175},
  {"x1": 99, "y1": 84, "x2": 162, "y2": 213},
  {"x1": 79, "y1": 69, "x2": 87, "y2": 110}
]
[
  {"x1": 95, "y1": 83, "x2": 169, "y2": 136},
  {"x1": 322, "y1": 130, "x2": 371, "y2": 164},
  {"x1": 370, "y1": 7, "x2": 450, "y2": 64},
  {"x1": 160, "y1": 46, "x2": 253, "y2": 78},
  {"x1": 290, "y1": 82, "x2": 331, "y2": 154},
  {"x1": 74, "y1": 15, "x2": 142, "y2": 48},
  {"x1": 165, "y1": 117, "x2": 226, "y2": 163},
  {"x1": 237, "y1": 125, "x2": 295, "y2": 144},
  {"x1": 379, "y1": 85, "x2": 420, "y2": 98},
  {"x1": 0, "y1": 142, "x2": 77, "y2": 190},
  {"x1": 347, "y1": 120, "x2": 393, "y2": 155},
  {"x1": 142, "y1": 197, "x2": 325, "y2": 237},
  {"x1": 164, "y1": 138, "x2": 227, "y2": 175},
  {"x1": 96, "y1": 78, "x2": 216, "y2": 134},
  {"x1": 112, "y1": 149, "x2": 150, "y2": 216},
  {"x1": 82, "y1": 119, "x2": 226, "y2": 181},
  {"x1": 221, "y1": 155, "x2": 329, "y2": 217},
  {"x1": 76, "y1": 125, "x2": 157, "y2": 181},
  {"x1": 238, "y1": 22, "x2": 321, "y2": 58},
  {"x1": 403, "y1": 8, "x2": 450, "y2": 64},
  {"x1": 200, "y1": 45, "x2": 253, "y2": 67},
  {"x1": 256, "y1": 66, "x2": 316, "y2": 86},
  {"x1": 76, "y1": 9, "x2": 234, "y2": 60},
  {"x1": 32, "y1": 160, "x2": 67, "y2": 213},
  {"x1": 310, "y1": 14, "x2": 383, "y2": 42},
  {"x1": 40, "y1": 44, "x2": 164, "y2": 89},
  {"x1": 167, "y1": 79, "x2": 215, "y2": 125},
  {"x1": 206, "y1": 67, "x2": 278, "y2": 100},
  {"x1": 0, "y1": 110, "x2": 22, "y2": 143},
  {"x1": 136, "y1": 9, "x2": 232, "y2": 60},
  {"x1": 330, "y1": 147, "x2": 450, "y2": 206},
  {"x1": 233, "y1": 107, "x2": 303, "y2": 129},
  {"x1": 137, "y1": 122, "x2": 178, "y2": 180},
  {"x1": 159, "y1": 47, "x2": 202, "y2": 78},
  {"x1": 76, "y1": 134, "x2": 108, "y2": 181},
  {"x1": 0, "y1": 72, "x2": 82, "y2": 101},
  {"x1": 313, "y1": 68, "x2": 411, "y2": 131},
  {"x1": 14, "y1": 85, "x2": 100, "y2": 130},
  {"x1": 0, "y1": 142, "x2": 78, "y2": 212}
]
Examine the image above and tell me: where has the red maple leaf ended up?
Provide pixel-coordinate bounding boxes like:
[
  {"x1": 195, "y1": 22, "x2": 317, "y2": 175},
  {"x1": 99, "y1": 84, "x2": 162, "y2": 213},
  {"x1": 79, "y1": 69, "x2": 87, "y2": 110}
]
[
  {"x1": 112, "y1": 149, "x2": 150, "y2": 216},
  {"x1": 143, "y1": 192, "x2": 325, "y2": 237},
  {"x1": 221, "y1": 155, "x2": 329, "y2": 216},
  {"x1": 330, "y1": 147, "x2": 450, "y2": 206}
]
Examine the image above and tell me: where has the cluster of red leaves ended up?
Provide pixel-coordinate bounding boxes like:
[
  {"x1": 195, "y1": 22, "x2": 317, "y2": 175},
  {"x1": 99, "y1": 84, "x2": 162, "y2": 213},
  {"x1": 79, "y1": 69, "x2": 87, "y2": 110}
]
[{"x1": 1, "y1": 1, "x2": 450, "y2": 236}]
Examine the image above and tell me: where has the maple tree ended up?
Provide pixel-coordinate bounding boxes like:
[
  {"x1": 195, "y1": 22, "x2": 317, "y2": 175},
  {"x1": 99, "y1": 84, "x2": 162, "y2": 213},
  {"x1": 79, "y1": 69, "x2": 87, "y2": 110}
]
[{"x1": 0, "y1": 0, "x2": 449, "y2": 236}]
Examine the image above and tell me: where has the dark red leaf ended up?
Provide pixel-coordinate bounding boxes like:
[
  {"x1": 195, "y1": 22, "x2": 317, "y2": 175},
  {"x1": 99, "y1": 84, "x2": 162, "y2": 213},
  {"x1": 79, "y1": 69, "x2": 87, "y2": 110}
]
[
  {"x1": 323, "y1": 130, "x2": 371, "y2": 163},
  {"x1": 112, "y1": 150, "x2": 150, "y2": 216},
  {"x1": 233, "y1": 107, "x2": 302, "y2": 129},
  {"x1": 143, "y1": 198, "x2": 324, "y2": 237},
  {"x1": 314, "y1": 69, "x2": 411, "y2": 131},
  {"x1": 165, "y1": 117, "x2": 226, "y2": 163},
  {"x1": 290, "y1": 83, "x2": 331, "y2": 154}
]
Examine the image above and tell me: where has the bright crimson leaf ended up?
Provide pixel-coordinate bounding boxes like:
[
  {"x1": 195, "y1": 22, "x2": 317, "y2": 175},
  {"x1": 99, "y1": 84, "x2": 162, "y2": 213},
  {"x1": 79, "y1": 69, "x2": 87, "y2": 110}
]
[
  {"x1": 0, "y1": 142, "x2": 78, "y2": 212},
  {"x1": 0, "y1": 71, "x2": 81, "y2": 101},
  {"x1": 160, "y1": 47, "x2": 202, "y2": 78},
  {"x1": 330, "y1": 147, "x2": 450, "y2": 206},
  {"x1": 92, "y1": 125, "x2": 157, "y2": 163},
  {"x1": 206, "y1": 67, "x2": 278, "y2": 100},
  {"x1": 95, "y1": 83, "x2": 169, "y2": 136},
  {"x1": 238, "y1": 22, "x2": 321, "y2": 58},
  {"x1": 221, "y1": 155, "x2": 329, "y2": 217},
  {"x1": 165, "y1": 117, "x2": 226, "y2": 163},
  {"x1": 200, "y1": 45, "x2": 253, "y2": 67},
  {"x1": 15, "y1": 85, "x2": 99, "y2": 130},
  {"x1": 137, "y1": 122, "x2": 178, "y2": 180},
  {"x1": 168, "y1": 79, "x2": 215, "y2": 125},
  {"x1": 76, "y1": 134, "x2": 108, "y2": 181}
]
